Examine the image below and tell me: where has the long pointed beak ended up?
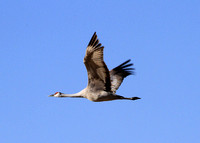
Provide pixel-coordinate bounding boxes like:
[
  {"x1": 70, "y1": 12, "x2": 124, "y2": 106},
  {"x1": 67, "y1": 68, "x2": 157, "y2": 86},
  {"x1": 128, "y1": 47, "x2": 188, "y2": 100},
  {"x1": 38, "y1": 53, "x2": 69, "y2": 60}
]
[{"x1": 48, "y1": 94, "x2": 54, "y2": 97}]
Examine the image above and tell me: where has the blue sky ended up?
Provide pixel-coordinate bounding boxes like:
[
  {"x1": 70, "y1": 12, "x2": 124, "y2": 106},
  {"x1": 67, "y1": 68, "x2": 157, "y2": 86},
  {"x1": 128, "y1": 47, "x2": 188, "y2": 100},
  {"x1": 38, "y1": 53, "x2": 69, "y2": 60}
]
[{"x1": 0, "y1": 0, "x2": 200, "y2": 143}]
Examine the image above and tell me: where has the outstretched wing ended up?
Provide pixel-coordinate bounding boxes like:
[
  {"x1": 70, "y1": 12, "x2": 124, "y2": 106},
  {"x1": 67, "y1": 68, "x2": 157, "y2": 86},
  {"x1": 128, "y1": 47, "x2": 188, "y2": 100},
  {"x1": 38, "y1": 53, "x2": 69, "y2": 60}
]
[
  {"x1": 109, "y1": 59, "x2": 134, "y2": 93},
  {"x1": 84, "y1": 32, "x2": 111, "y2": 92}
]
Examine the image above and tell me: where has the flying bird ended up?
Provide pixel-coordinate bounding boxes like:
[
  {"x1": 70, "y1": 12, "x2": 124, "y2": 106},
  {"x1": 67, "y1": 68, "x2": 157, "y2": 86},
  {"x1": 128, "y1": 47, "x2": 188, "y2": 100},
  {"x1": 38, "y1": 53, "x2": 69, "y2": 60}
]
[{"x1": 49, "y1": 32, "x2": 140, "y2": 102}]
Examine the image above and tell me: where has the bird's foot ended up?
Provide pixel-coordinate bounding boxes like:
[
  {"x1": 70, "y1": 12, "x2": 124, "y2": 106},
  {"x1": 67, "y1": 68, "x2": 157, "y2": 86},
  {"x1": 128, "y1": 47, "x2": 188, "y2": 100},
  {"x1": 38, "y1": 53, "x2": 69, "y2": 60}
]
[{"x1": 130, "y1": 97, "x2": 141, "y2": 100}]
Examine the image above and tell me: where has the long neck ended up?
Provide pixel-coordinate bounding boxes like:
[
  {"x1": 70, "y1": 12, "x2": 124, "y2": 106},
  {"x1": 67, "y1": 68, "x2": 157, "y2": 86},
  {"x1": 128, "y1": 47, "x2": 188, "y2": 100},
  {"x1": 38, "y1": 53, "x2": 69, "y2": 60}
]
[{"x1": 60, "y1": 88, "x2": 86, "y2": 98}]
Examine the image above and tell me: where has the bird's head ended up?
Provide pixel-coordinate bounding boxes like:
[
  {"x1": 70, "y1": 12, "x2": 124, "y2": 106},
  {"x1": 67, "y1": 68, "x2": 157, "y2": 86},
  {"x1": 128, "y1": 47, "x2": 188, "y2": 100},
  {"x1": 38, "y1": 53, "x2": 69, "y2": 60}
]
[{"x1": 48, "y1": 92, "x2": 62, "y2": 97}]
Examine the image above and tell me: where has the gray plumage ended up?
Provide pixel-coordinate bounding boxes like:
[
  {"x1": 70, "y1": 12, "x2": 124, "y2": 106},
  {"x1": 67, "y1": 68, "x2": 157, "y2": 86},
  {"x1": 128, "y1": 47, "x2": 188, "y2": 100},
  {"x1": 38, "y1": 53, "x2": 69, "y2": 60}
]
[{"x1": 49, "y1": 32, "x2": 140, "y2": 102}]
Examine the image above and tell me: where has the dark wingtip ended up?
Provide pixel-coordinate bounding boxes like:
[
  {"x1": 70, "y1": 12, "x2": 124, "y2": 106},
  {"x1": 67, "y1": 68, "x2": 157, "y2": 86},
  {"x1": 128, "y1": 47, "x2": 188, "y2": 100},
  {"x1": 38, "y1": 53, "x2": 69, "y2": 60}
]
[
  {"x1": 93, "y1": 32, "x2": 97, "y2": 38},
  {"x1": 127, "y1": 59, "x2": 131, "y2": 62},
  {"x1": 88, "y1": 32, "x2": 97, "y2": 46},
  {"x1": 87, "y1": 32, "x2": 104, "y2": 51},
  {"x1": 117, "y1": 59, "x2": 133, "y2": 68},
  {"x1": 113, "y1": 59, "x2": 135, "y2": 77}
]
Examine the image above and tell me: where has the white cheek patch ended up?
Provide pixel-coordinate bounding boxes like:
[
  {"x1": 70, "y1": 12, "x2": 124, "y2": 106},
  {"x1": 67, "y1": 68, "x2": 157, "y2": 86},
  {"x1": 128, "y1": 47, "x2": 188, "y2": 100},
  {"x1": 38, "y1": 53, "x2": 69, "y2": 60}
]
[{"x1": 55, "y1": 93, "x2": 60, "y2": 97}]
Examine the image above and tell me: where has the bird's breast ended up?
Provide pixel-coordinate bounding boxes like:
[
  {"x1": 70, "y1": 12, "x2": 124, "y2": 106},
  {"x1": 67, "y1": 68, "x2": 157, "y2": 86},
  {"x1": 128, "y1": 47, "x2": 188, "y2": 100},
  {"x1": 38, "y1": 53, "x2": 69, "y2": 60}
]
[{"x1": 85, "y1": 92, "x2": 115, "y2": 102}]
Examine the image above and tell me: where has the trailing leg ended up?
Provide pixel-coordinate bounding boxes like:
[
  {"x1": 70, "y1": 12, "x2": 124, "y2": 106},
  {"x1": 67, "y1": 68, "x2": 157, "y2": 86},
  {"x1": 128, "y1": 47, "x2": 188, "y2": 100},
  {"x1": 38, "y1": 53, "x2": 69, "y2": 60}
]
[{"x1": 115, "y1": 95, "x2": 141, "y2": 101}]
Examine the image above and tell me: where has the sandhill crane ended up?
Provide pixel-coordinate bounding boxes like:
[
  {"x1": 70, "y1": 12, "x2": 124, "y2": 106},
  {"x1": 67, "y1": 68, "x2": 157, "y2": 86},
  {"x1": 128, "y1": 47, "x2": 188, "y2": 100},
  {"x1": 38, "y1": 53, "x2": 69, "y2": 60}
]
[{"x1": 49, "y1": 32, "x2": 140, "y2": 102}]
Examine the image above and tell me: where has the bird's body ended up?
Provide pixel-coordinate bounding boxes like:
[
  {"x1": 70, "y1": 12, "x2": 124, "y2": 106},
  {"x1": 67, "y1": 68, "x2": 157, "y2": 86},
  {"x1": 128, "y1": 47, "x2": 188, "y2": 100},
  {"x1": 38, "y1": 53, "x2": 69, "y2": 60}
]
[{"x1": 49, "y1": 32, "x2": 140, "y2": 102}]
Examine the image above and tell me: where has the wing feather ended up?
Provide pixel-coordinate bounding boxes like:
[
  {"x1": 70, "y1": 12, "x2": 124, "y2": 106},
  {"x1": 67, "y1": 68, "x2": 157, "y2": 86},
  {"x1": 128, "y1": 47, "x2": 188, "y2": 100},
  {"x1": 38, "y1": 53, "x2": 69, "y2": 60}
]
[
  {"x1": 84, "y1": 32, "x2": 111, "y2": 91},
  {"x1": 110, "y1": 59, "x2": 134, "y2": 93}
]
